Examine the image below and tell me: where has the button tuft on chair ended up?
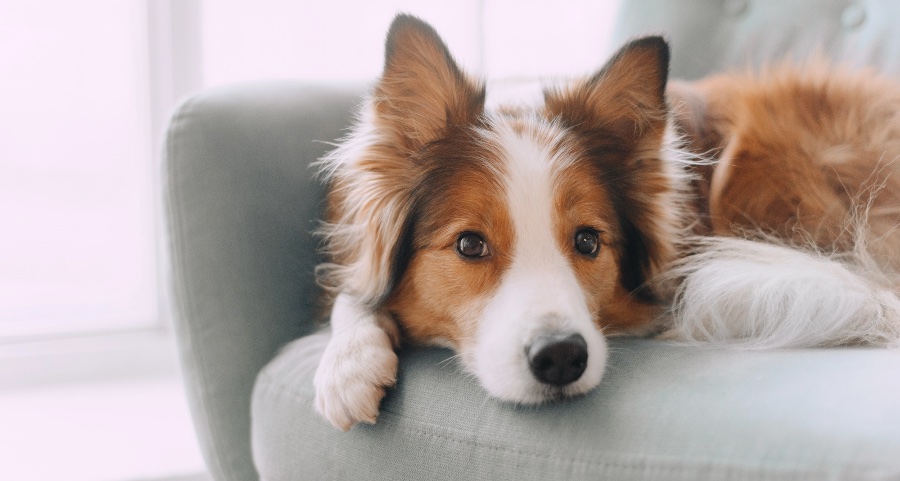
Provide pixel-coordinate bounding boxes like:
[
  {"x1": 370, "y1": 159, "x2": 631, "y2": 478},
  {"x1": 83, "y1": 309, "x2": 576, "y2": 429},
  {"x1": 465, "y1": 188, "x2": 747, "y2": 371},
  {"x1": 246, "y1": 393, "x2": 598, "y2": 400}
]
[{"x1": 841, "y1": 3, "x2": 866, "y2": 30}]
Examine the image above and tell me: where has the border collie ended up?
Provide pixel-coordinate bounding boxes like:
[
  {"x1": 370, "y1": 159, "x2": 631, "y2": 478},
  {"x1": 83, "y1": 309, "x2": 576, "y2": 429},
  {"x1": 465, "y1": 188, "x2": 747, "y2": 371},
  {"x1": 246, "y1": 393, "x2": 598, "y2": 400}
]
[{"x1": 312, "y1": 15, "x2": 900, "y2": 430}]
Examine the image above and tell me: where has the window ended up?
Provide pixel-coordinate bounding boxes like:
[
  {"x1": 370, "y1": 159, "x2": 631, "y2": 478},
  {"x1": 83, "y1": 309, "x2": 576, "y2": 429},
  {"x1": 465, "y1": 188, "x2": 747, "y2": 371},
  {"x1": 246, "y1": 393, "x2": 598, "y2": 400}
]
[{"x1": 0, "y1": 0, "x2": 157, "y2": 341}]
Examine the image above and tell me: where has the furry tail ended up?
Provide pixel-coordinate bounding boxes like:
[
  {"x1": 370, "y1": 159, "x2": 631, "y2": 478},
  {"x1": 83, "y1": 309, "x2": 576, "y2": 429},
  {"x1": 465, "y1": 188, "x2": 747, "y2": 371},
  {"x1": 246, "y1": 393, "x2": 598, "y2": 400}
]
[{"x1": 657, "y1": 237, "x2": 900, "y2": 348}]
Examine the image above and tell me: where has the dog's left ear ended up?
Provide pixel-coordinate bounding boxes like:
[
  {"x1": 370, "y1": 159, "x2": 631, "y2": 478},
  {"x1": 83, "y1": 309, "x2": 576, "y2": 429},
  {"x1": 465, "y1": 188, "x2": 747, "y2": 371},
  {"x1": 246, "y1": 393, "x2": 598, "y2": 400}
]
[
  {"x1": 546, "y1": 37, "x2": 677, "y2": 296},
  {"x1": 545, "y1": 36, "x2": 669, "y2": 141}
]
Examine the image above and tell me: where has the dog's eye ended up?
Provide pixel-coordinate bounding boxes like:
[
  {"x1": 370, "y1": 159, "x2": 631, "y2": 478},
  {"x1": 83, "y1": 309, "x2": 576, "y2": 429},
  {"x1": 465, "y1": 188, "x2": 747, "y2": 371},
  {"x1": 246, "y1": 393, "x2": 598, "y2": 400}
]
[
  {"x1": 456, "y1": 232, "x2": 490, "y2": 259},
  {"x1": 574, "y1": 229, "x2": 600, "y2": 257}
]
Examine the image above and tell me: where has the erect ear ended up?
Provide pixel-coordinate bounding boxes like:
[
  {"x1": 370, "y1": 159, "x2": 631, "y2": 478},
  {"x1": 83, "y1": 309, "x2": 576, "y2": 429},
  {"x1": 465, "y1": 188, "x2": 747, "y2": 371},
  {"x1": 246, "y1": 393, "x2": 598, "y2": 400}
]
[
  {"x1": 375, "y1": 14, "x2": 485, "y2": 153},
  {"x1": 545, "y1": 36, "x2": 669, "y2": 140},
  {"x1": 319, "y1": 16, "x2": 483, "y2": 309},
  {"x1": 545, "y1": 37, "x2": 678, "y2": 296}
]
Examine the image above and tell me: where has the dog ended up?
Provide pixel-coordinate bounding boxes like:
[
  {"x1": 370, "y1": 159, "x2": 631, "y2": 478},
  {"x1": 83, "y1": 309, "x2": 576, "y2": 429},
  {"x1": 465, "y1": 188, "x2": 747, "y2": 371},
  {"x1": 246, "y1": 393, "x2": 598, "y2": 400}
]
[{"x1": 312, "y1": 14, "x2": 900, "y2": 431}]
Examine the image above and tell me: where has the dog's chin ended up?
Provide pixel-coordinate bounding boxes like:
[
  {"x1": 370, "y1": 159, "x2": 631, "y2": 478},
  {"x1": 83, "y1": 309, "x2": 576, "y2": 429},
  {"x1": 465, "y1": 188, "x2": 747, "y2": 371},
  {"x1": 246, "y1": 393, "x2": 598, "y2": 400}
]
[
  {"x1": 507, "y1": 376, "x2": 604, "y2": 405},
  {"x1": 480, "y1": 364, "x2": 606, "y2": 405}
]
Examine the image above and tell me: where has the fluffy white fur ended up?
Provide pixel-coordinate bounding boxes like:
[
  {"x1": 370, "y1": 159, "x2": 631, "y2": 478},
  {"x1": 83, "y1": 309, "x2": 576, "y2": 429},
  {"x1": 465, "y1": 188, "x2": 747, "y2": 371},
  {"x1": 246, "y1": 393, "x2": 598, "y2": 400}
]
[
  {"x1": 313, "y1": 293, "x2": 399, "y2": 431},
  {"x1": 313, "y1": 102, "x2": 407, "y2": 308},
  {"x1": 658, "y1": 237, "x2": 900, "y2": 348}
]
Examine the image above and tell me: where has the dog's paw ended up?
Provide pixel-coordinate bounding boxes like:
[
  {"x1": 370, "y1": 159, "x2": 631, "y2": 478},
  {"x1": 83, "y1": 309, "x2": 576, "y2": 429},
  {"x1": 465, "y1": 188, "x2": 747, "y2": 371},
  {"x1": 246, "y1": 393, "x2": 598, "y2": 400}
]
[{"x1": 313, "y1": 323, "x2": 399, "y2": 431}]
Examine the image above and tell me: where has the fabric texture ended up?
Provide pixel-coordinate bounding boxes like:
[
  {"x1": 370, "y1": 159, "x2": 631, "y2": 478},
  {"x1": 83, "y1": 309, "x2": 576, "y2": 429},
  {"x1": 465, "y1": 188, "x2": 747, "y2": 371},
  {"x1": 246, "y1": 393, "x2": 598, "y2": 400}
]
[
  {"x1": 253, "y1": 333, "x2": 900, "y2": 480},
  {"x1": 613, "y1": 0, "x2": 900, "y2": 80},
  {"x1": 164, "y1": 81, "x2": 362, "y2": 481},
  {"x1": 161, "y1": 1, "x2": 900, "y2": 480}
]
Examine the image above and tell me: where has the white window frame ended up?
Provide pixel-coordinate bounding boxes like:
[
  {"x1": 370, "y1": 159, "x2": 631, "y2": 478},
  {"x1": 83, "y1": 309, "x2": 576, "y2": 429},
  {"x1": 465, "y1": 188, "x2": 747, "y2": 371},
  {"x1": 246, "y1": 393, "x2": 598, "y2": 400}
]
[{"x1": 0, "y1": 0, "x2": 204, "y2": 377}]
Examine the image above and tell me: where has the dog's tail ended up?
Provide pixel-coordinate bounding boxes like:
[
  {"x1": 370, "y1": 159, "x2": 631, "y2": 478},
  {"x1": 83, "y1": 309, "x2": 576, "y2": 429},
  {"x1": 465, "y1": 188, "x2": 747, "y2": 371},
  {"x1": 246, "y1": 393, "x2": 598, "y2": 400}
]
[{"x1": 656, "y1": 236, "x2": 900, "y2": 348}]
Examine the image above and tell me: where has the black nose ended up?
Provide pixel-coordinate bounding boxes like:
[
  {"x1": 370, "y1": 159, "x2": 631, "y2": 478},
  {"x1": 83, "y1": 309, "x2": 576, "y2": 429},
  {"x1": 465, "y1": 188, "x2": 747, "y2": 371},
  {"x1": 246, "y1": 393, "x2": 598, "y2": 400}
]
[{"x1": 527, "y1": 333, "x2": 588, "y2": 386}]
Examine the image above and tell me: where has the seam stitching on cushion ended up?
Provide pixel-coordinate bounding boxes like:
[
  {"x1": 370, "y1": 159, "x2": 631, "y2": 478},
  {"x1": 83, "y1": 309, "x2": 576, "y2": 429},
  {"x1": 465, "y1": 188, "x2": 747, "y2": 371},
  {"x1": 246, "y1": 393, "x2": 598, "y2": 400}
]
[
  {"x1": 255, "y1": 373, "x2": 887, "y2": 479},
  {"x1": 395, "y1": 424, "x2": 863, "y2": 479}
]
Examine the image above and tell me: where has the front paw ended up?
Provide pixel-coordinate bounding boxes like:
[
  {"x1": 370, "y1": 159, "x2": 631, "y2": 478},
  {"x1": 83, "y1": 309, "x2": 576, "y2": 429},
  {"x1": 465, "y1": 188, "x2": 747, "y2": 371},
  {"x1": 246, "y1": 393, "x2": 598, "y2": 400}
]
[{"x1": 313, "y1": 323, "x2": 399, "y2": 431}]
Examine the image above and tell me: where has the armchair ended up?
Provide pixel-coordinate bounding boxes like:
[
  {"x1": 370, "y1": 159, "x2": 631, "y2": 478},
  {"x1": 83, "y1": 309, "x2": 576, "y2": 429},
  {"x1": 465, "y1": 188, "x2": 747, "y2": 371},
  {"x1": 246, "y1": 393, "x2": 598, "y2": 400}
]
[{"x1": 163, "y1": 1, "x2": 900, "y2": 479}]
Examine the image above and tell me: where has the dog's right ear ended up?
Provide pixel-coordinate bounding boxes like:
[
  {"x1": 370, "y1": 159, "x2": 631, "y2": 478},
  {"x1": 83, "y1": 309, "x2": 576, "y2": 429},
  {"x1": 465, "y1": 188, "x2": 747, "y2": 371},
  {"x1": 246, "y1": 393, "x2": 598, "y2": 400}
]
[
  {"x1": 375, "y1": 14, "x2": 485, "y2": 154},
  {"x1": 318, "y1": 16, "x2": 483, "y2": 309}
]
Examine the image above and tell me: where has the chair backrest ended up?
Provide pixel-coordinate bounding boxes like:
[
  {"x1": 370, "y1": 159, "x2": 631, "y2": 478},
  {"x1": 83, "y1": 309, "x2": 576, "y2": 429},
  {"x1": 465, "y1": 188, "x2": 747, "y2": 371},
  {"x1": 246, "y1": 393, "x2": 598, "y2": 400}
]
[{"x1": 613, "y1": 0, "x2": 900, "y2": 79}]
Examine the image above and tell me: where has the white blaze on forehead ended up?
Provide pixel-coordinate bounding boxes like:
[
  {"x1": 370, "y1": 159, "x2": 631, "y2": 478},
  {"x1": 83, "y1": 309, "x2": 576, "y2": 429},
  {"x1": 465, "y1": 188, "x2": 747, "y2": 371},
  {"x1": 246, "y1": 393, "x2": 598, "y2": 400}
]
[
  {"x1": 468, "y1": 115, "x2": 607, "y2": 403},
  {"x1": 487, "y1": 116, "x2": 589, "y2": 323},
  {"x1": 491, "y1": 116, "x2": 575, "y2": 273}
]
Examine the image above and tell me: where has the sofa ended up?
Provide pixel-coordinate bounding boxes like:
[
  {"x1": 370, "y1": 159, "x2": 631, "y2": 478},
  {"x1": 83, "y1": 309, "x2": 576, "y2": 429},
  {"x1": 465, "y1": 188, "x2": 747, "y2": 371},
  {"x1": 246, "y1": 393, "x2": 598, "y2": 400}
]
[{"x1": 163, "y1": 1, "x2": 900, "y2": 479}]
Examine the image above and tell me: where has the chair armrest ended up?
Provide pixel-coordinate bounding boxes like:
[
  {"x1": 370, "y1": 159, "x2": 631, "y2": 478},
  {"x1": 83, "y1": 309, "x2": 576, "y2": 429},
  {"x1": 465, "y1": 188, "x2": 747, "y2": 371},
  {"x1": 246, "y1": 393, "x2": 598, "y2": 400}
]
[{"x1": 162, "y1": 81, "x2": 364, "y2": 481}]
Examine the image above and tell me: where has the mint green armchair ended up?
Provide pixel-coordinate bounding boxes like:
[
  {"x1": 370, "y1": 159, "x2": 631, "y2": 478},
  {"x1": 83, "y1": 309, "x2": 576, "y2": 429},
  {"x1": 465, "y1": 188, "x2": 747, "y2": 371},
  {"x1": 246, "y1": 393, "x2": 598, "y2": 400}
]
[{"x1": 163, "y1": 2, "x2": 900, "y2": 479}]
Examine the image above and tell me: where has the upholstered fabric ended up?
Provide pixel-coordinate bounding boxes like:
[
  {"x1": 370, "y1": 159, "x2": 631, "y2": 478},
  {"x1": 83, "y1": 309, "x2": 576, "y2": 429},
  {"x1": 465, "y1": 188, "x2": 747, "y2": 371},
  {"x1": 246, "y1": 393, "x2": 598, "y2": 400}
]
[
  {"x1": 162, "y1": 1, "x2": 900, "y2": 480},
  {"x1": 164, "y1": 82, "x2": 362, "y2": 481},
  {"x1": 253, "y1": 333, "x2": 900, "y2": 480},
  {"x1": 613, "y1": 0, "x2": 900, "y2": 80}
]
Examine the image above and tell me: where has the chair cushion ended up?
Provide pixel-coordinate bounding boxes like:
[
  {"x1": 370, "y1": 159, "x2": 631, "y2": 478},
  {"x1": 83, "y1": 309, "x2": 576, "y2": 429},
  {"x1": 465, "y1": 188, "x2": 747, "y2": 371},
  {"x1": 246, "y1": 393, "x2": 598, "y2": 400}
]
[{"x1": 252, "y1": 331, "x2": 900, "y2": 480}]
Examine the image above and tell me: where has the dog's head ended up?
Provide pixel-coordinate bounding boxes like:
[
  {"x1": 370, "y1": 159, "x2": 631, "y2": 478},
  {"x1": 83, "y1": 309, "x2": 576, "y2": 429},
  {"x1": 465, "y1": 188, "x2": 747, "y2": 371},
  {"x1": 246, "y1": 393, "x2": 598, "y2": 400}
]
[{"x1": 321, "y1": 15, "x2": 684, "y2": 403}]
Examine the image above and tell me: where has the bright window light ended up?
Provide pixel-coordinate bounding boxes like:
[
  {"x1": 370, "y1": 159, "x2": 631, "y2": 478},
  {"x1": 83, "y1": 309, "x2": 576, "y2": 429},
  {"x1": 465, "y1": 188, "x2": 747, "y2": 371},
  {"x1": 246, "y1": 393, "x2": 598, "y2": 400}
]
[
  {"x1": 0, "y1": 0, "x2": 620, "y2": 343},
  {"x1": 200, "y1": 0, "x2": 484, "y2": 85},
  {"x1": 199, "y1": 0, "x2": 620, "y2": 85},
  {"x1": 0, "y1": 0, "x2": 158, "y2": 340}
]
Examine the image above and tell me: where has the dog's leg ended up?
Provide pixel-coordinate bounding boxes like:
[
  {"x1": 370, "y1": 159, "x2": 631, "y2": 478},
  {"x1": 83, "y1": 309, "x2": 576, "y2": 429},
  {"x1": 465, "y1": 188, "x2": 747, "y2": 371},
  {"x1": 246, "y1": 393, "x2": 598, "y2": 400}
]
[{"x1": 313, "y1": 293, "x2": 400, "y2": 431}]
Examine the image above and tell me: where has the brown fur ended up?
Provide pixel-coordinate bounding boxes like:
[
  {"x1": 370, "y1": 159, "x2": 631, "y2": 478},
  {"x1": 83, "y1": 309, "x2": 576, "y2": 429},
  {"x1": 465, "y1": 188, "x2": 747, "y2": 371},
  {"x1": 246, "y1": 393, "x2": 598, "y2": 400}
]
[
  {"x1": 671, "y1": 64, "x2": 900, "y2": 270},
  {"x1": 382, "y1": 117, "x2": 661, "y2": 344},
  {"x1": 324, "y1": 17, "x2": 900, "y2": 349},
  {"x1": 319, "y1": 16, "x2": 486, "y2": 308},
  {"x1": 382, "y1": 130, "x2": 512, "y2": 345},
  {"x1": 545, "y1": 38, "x2": 682, "y2": 301},
  {"x1": 322, "y1": 17, "x2": 684, "y2": 349},
  {"x1": 553, "y1": 159, "x2": 664, "y2": 332}
]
